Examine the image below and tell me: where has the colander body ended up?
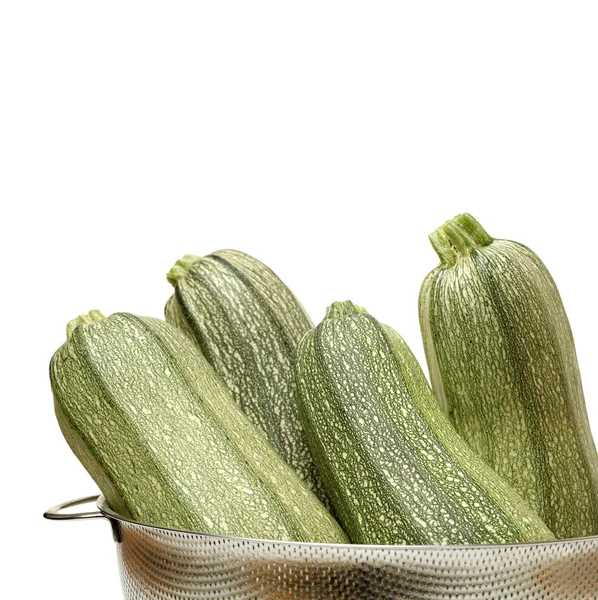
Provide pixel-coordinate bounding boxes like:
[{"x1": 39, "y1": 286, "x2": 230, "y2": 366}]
[{"x1": 46, "y1": 495, "x2": 598, "y2": 599}]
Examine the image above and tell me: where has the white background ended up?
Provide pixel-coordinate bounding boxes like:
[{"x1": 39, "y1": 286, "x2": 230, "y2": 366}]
[{"x1": 2, "y1": 2, "x2": 598, "y2": 598}]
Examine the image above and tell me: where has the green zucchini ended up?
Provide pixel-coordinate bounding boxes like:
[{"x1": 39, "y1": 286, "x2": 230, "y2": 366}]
[
  {"x1": 50, "y1": 311, "x2": 347, "y2": 543},
  {"x1": 295, "y1": 300, "x2": 554, "y2": 545},
  {"x1": 165, "y1": 250, "x2": 330, "y2": 506},
  {"x1": 419, "y1": 213, "x2": 598, "y2": 538}
]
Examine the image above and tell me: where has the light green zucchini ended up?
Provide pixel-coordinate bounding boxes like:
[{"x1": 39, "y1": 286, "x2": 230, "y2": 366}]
[
  {"x1": 165, "y1": 250, "x2": 330, "y2": 507},
  {"x1": 419, "y1": 213, "x2": 598, "y2": 538},
  {"x1": 295, "y1": 301, "x2": 554, "y2": 545},
  {"x1": 50, "y1": 311, "x2": 347, "y2": 543}
]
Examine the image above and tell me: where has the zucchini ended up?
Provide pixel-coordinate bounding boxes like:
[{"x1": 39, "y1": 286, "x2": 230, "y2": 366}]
[
  {"x1": 295, "y1": 301, "x2": 554, "y2": 545},
  {"x1": 165, "y1": 250, "x2": 330, "y2": 506},
  {"x1": 419, "y1": 213, "x2": 598, "y2": 538},
  {"x1": 50, "y1": 311, "x2": 347, "y2": 543}
]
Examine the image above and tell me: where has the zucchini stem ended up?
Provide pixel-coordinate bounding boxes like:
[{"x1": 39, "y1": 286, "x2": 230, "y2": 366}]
[
  {"x1": 66, "y1": 310, "x2": 106, "y2": 340},
  {"x1": 325, "y1": 300, "x2": 368, "y2": 320},
  {"x1": 167, "y1": 254, "x2": 201, "y2": 286},
  {"x1": 429, "y1": 213, "x2": 494, "y2": 266}
]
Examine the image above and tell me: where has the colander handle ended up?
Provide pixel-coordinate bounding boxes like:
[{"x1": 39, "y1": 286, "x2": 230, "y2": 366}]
[{"x1": 44, "y1": 495, "x2": 105, "y2": 521}]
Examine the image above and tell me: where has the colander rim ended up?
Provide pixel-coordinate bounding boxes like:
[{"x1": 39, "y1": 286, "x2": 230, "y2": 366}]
[{"x1": 96, "y1": 495, "x2": 598, "y2": 551}]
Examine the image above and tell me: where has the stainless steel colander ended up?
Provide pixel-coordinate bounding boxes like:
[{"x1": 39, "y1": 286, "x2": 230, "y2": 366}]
[{"x1": 45, "y1": 495, "x2": 598, "y2": 599}]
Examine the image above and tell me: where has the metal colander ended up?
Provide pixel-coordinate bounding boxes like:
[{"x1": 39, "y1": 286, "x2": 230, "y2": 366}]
[{"x1": 44, "y1": 495, "x2": 598, "y2": 599}]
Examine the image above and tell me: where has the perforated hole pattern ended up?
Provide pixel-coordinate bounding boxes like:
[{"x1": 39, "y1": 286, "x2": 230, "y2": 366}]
[{"x1": 113, "y1": 521, "x2": 598, "y2": 599}]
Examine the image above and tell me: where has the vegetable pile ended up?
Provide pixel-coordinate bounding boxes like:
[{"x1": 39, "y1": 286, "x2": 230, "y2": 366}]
[{"x1": 49, "y1": 213, "x2": 598, "y2": 545}]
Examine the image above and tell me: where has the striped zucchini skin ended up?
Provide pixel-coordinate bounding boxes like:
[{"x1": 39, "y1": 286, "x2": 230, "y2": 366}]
[
  {"x1": 295, "y1": 301, "x2": 554, "y2": 545},
  {"x1": 50, "y1": 311, "x2": 348, "y2": 543},
  {"x1": 165, "y1": 250, "x2": 330, "y2": 507},
  {"x1": 419, "y1": 213, "x2": 598, "y2": 539}
]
